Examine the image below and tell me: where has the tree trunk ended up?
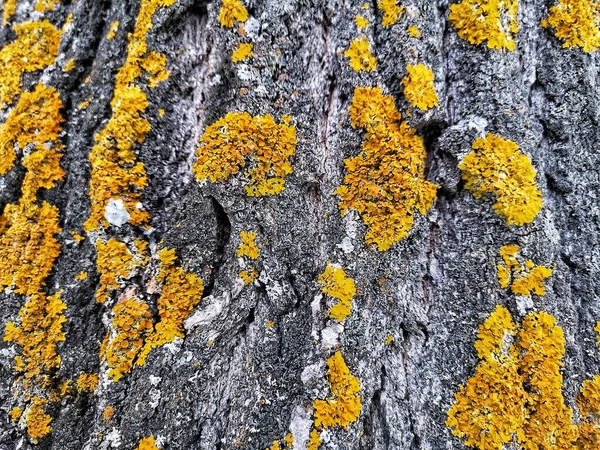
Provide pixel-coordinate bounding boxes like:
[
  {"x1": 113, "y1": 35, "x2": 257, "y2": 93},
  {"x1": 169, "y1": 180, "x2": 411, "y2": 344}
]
[{"x1": 0, "y1": 0, "x2": 598, "y2": 449}]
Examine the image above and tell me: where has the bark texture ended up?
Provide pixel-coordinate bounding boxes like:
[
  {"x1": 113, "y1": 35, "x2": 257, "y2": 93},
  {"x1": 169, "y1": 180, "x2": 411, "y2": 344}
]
[{"x1": 0, "y1": 0, "x2": 599, "y2": 449}]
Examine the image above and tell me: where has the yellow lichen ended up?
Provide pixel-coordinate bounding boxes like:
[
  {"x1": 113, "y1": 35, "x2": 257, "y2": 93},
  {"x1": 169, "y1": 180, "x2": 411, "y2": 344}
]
[
  {"x1": 542, "y1": 0, "x2": 600, "y2": 52},
  {"x1": 402, "y1": 64, "x2": 438, "y2": 110},
  {"x1": 194, "y1": 113, "x2": 296, "y2": 196},
  {"x1": 35, "y1": 0, "x2": 60, "y2": 13},
  {"x1": 136, "y1": 248, "x2": 204, "y2": 365},
  {"x1": 9, "y1": 406, "x2": 23, "y2": 422},
  {"x1": 103, "y1": 405, "x2": 115, "y2": 422},
  {"x1": 497, "y1": 245, "x2": 553, "y2": 296},
  {"x1": 85, "y1": 0, "x2": 175, "y2": 232},
  {"x1": 2, "y1": 0, "x2": 16, "y2": 25},
  {"x1": 106, "y1": 21, "x2": 119, "y2": 40},
  {"x1": 449, "y1": 0, "x2": 519, "y2": 51},
  {"x1": 232, "y1": 42, "x2": 253, "y2": 62},
  {"x1": 101, "y1": 298, "x2": 153, "y2": 381},
  {"x1": 407, "y1": 25, "x2": 421, "y2": 37},
  {"x1": 25, "y1": 397, "x2": 52, "y2": 443},
  {"x1": 344, "y1": 36, "x2": 377, "y2": 72},
  {"x1": 355, "y1": 15, "x2": 369, "y2": 29},
  {"x1": 95, "y1": 238, "x2": 143, "y2": 304},
  {"x1": 459, "y1": 133, "x2": 543, "y2": 226},
  {"x1": 313, "y1": 352, "x2": 361, "y2": 429},
  {"x1": 317, "y1": 264, "x2": 356, "y2": 322},
  {"x1": 240, "y1": 269, "x2": 259, "y2": 284},
  {"x1": 136, "y1": 435, "x2": 159, "y2": 450},
  {"x1": 63, "y1": 58, "x2": 75, "y2": 72},
  {"x1": 219, "y1": 0, "x2": 248, "y2": 28},
  {"x1": 447, "y1": 305, "x2": 577, "y2": 450},
  {"x1": 237, "y1": 231, "x2": 259, "y2": 259},
  {"x1": 76, "y1": 373, "x2": 99, "y2": 392},
  {"x1": 307, "y1": 429, "x2": 322, "y2": 450},
  {"x1": 335, "y1": 86, "x2": 438, "y2": 251},
  {"x1": 385, "y1": 334, "x2": 394, "y2": 345},
  {"x1": 0, "y1": 20, "x2": 62, "y2": 107},
  {"x1": 378, "y1": 0, "x2": 404, "y2": 27}
]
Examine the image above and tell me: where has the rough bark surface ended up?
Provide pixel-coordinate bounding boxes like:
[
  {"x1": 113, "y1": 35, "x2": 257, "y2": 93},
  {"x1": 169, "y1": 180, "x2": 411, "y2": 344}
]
[{"x1": 0, "y1": 0, "x2": 598, "y2": 449}]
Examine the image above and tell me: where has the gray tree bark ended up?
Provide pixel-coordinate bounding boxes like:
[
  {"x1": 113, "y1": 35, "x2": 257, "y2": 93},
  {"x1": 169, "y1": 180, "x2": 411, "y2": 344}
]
[{"x1": 0, "y1": 0, "x2": 598, "y2": 449}]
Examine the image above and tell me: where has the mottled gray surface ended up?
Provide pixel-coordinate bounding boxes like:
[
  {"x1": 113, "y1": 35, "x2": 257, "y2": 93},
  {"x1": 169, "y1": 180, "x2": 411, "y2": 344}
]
[{"x1": 0, "y1": 0, "x2": 599, "y2": 449}]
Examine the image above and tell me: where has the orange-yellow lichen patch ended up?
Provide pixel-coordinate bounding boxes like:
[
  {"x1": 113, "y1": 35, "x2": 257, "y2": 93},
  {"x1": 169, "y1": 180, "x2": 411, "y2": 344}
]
[
  {"x1": 9, "y1": 406, "x2": 23, "y2": 422},
  {"x1": 103, "y1": 405, "x2": 115, "y2": 422},
  {"x1": 232, "y1": 42, "x2": 253, "y2": 62},
  {"x1": 95, "y1": 238, "x2": 142, "y2": 304},
  {"x1": 344, "y1": 36, "x2": 377, "y2": 72},
  {"x1": 0, "y1": 20, "x2": 62, "y2": 107},
  {"x1": 237, "y1": 231, "x2": 259, "y2": 259},
  {"x1": 459, "y1": 133, "x2": 542, "y2": 226},
  {"x1": 25, "y1": 397, "x2": 52, "y2": 443},
  {"x1": 378, "y1": 0, "x2": 404, "y2": 26},
  {"x1": 219, "y1": 0, "x2": 248, "y2": 28},
  {"x1": 2, "y1": 0, "x2": 16, "y2": 26},
  {"x1": 542, "y1": 0, "x2": 600, "y2": 52},
  {"x1": 136, "y1": 435, "x2": 159, "y2": 450},
  {"x1": 136, "y1": 248, "x2": 204, "y2": 365},
  {"x1": 356, "y1": 15, "x2": 369, "y2": 29},
  {"x1": 4, "y1": 292, "x2": 66, "y2": 381},
  {"x1": 335, "y1": 86, "x2": 438, "y2": 251},
  {"x1": 449, "y1": 0, "x2": 519, "y2": 51},
  {"x1": 407, "y1": 25, "x2": 421, "y2": 37},
  {"x1": 307, "y1": 429, "x2": 322, "y2": 450},
  {"x1": 63, "y1": 58, "x2": 75, "y2": 72},
  {"x1": 107, "y1": 21, "x2": 119, "y2": 40},
  {"x1": 35, "y1": 0, "x2": 61, "y2": 13},
  {"x1": 402, "y1": 64, "x2": 438, "y2": 110},
  {"x1": 239, "y1": 268, "x2": 258, "y2": 284},
  {"x1": 101, "y1": 298, "x2": 153, "y2": 381},
  {"x1": 194, "y1": 113, "x2": 297, "y2": 196},
  {"x1": 313, "y1": 351, "x2": 362, "y2": 429},
  {"x1": 0, "y1": 83, "x2": 64, "y2": 181},
  {"x1": 497, "y1": 245, "x2": 553, "y2": 296},
  {"x1": 75, "y1": 271, "x2": 88, "y2": 281},
  {"x1": 76, "y1": 373, "x2": 99, "y2": 392},
  {"x1": 317, "y1": 264, "x2": 356, "y2": 322},
  {"x1": 0, "y1": 203, "x2": 62, "y2": 295},
  {"x1": 85, "y1": 0, "x2": 175, "y2": 232},
  {"x1": 447, "y1": 305, "x2": 576, "y2": 449},
  {"x1": 577, "y1": 375, "x2": 600, "y2": 447}
]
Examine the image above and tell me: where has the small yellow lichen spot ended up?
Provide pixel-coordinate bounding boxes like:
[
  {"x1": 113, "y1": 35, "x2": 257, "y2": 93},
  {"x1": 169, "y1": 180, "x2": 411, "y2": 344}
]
[
  {"x1": 219, "y1": 0, "x2": 248, "y2": 28},
  {"x1": 385, "y1": 334, "x2": 394, "y2": 345},
  {"x1": 75, "y1": 271, "x2": 88, "y2": 281},
  {"x1": 459, "y1": 133, "x2": 543, "y2": 226},
  {"x1": 344, "y1": 36, "x2": 377, "y2": 72},
  {"x1": 10, "y1": 406, "x2": 22, "y2": 422},
  {"x1": 313, "y1": 351, "x2": 362, "y2": 429},
  {"x1": 496, "y1": 245, "x2": 553, "y2": 296},
  {"x1": 107, "y1": 21, "x2": 119, "y2": 40},
  {"x1": 25, "y1": 397, "x2": 52, "y2": 443},
  {"x1": 407, "y1": 25, "x2": 421, "y2": 37},
  {"x1": 71, "y1": 231, "x2": 85, "y2": 242},
  {"x1": 307, "y1": 429, "x2": 322, "y2": 450},
  {"x1": 356, "y1": 15, "x2": 369, "y2": 29},
  {"x1": 0, "y1": 20, "x2": 62, "y2": 107},
  {"x1": 78, "y1": 98, "x2": 91, "y2": 109},
  {"x1": 136, "y1": 435, "x2": 159, "y2": 450},
  {"x1": 35, "y1": 0, "x2": 61, "y2": 13},
  {"x1": 266, "y1": 320, "x2": 275, "y2": 329},
  {"x1": 158, "y1": 108, "x2": 165, "y2": 117},
  {"x1": 543, "y1": 0, "x2": 600, "y2": 52},
  {"x1": 76, "y1": 373, "x2": 99, "y2": 392},
  {"x1": 449, "y1": 0, "x2": 519, "y2": 51},
  {"x1": 402, "y1": 64, "x2": 439, "y2": 110},
  {"x1": 237, "y1": 231, "x2": 260, "y2": 259},
  {"x1": 2, "y1": 0, "x2": 17, "y2": 26},
  {"x1": 63, "y1": 58, "x2": 76, "y2": 72},
  {"x1": 317, "y1": 264, "x2": 356, "y2": 322},
  {"x1": 102, "y1": 405, "x2": 115, "y2": 422},
  {"x1": 194, "y1": 113, "x2": 297, "y2": 196},
  {"x1": 267, "y1": 441, "x2": 281, "y2": 450},
  {"x1": 283, "y1": 433, "x2": 293, "y2": 447},
  {"x1": 136, "y1": 248, "x2": 204, "y2": 365},
  {"x1": 232, "y1": 42, "x2": 253, "y2": 62},
  {"x1": 336, "y1": 86, "x2": 438, "y2": 251},
  {"x1": 378, "y1": 0, "x2": 404, "y2": 27},
  {"x1": 240, "y1": 268, "x2": 259, "y2": 285}
]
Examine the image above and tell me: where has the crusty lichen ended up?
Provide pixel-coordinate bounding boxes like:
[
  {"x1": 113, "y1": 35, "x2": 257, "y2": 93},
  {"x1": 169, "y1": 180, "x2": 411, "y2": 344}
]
[
  {"x1": 459, "y1": 133, "x2": 543, "y2": 226},
  {"x1": 335, "y1": 86, "x2": 438, "y2": 251},
  {"x1": 497, "y1": 245, "x2": 553, "y2": 296},
  {"x1": 194, "y1": 113, "x2": 296, "y2": 196},
  {"x1": 219, "y1": 0, "x2": 248, "y2": 28},
  {"x1": 35, "y1": 0, "x2": 61, "y2": 13},
  {"x1": 313, "y1": 351, "x2": 362, "y2": 429},
  {"x1": 355, "y1": 15, "x2": 369, "y2": 29},
  {"x1": 307, "y1": 429, "x2": 322, "y2": 450},
  {"x1": 542, "y1": 0, "x2": 600, "y2": 52},
  {"x1": 344, "y1": 36, "x2": 377, "y2": 72},
  {"x1": 25, "y1": 397, "x2": 52, "y2": 444},
  {"x1": 447, "y1": 305, "x2": 576, "y2": 449},
  {"x1": 239, "y1": 268, "x2": 259, "y2": 284},
  {"x1": 232, "y1": 42, "x2": 253, "y2": 62},
  {"x1": 106, "y1": 20, "x2": 119, "y2": 40},
  {"x1": 85, "y1": 0, "x2": 175, "y2": 232},
  {"x1": 0, "y1": 20, "x2": 62, "y2": 107},
  {"x1": 75, "y1": 373, "x2": 99, "y2": 393},
  {"x1": 407, "y1": 25, "x2": 421, "y2": 37},
  {"x1": 318, "y1": 264, "x2": 356, "y2": 322},
  {"x1": 237, "y1": 231, "x2": 260, "y2": 259},
  {"x1": 2, "y1": 0, "x2": 16, "y2": 26},
  {"x1": 378, "y1": 0, "x2": 404, "y2": 27},
  {"x1": 449, "y1": 0, "x2": 519, "y2": 51},
  {"x1": 402, "y1": 64, "x2": 439, "y2": 110},
  {"x1": 136, "y1": 435, "x2": 159, "y2": 450}
]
